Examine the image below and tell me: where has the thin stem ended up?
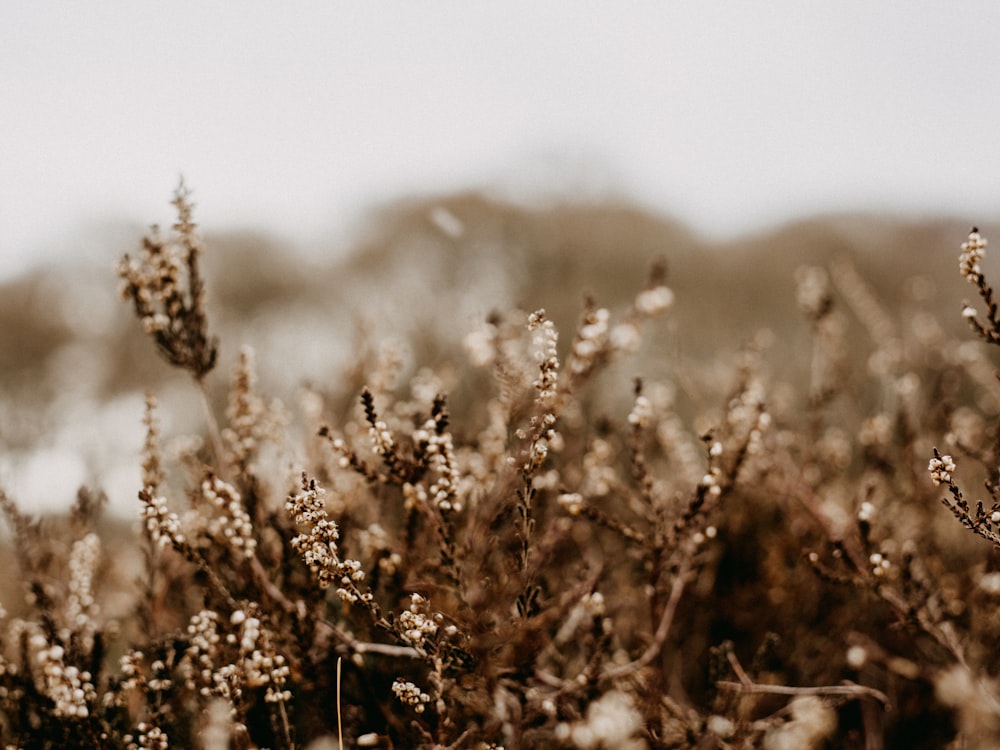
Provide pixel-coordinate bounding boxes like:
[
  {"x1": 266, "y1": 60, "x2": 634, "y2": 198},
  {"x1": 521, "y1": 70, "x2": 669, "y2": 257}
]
[
  {"x1": 716, "y1": 679, "x2": 890, "y2": 708},
  {"x1": 719, "y1": 646, "x2": 890, "y2": 708},
  {"x1": 337, "y1": 657, "x2": 344, "y2": 750},
  {"x1": 197, "y1": 377, "x2": 227, "y2": 473},
  {"x1": 604, "y1": 560, "x2": 693, "y2": 680}
]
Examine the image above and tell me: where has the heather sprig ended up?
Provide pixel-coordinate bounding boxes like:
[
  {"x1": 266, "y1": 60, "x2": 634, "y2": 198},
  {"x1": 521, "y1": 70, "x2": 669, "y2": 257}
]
[
  {"x1": 117, "y1": 180, "x2": 218, "y2": 380},
  {"x1": 957, "y1": 227, "x2": 1000, "y2": 349},
  {"x1": 285, "y1": 473, "x2": 369, "y2": 606},
  {"x1": 223, "y1": 346, "x2": 286, "y2": 482}
]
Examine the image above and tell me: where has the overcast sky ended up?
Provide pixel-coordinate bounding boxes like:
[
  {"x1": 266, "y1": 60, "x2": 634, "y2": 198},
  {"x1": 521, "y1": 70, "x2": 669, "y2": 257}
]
[{"x1": 3, "y1": 2, "x2": 999, "y2": 280}]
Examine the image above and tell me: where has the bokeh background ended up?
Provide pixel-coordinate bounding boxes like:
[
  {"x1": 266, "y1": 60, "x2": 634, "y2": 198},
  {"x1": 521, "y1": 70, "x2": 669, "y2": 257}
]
[{"x1": 2, "y1": 2, "x2": 1000, "y2": 514}]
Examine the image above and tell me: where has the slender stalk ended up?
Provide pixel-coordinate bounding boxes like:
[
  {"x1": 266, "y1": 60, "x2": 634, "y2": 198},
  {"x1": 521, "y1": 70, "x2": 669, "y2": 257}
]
[
  {"x1": 603, "y1": 561, "x2": 693, "y2": 680},
  {"x1": 337, "y1": 657, "x2": 344, "y2": 750},
  {"x1": 197, "y1": 376, "x2": 227, "y2": 472},
  {"x1": 716, "y1": 679, "x2": 890, "y2": 708}
]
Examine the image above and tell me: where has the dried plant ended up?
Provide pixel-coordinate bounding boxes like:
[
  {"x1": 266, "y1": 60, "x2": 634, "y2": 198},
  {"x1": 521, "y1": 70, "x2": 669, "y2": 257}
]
[
  {"x1": 4, "y1": 189, "x2": 1000, "y2": 748},
  {"x1": 117, "y1": 180, "x2": 218, "y2": 381}
]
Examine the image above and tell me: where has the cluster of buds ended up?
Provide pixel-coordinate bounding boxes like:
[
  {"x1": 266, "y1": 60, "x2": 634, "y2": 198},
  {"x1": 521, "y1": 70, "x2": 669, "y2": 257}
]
[
  {"x1": 398, "y1": 594, "x2": 440, "y2": 652},
  {"x1": 517, "y1": 413, "x2": 559, "y2": 474},
  {"x1": 286, "y1": 476, "x2": 339, "y2": 588},
  {"x1": 180, "y1": 608, "x2": 292, "y2": 709},
  {"x1": 954, "y1": 228, "x2": 1000, "y2": 347},
  {"x1": 414, "y1": 416, "x2": 463, "y2": 513},
  {"x1": 229, "y1": 610, "x2": 292, "y2": 705},
  {"x1": 66, "y1": 533, "x2": 100, "y2": 650},
  {"x1": 368, "y1": 418, "x2": 395, "y2": 457},
  {"x1": 528, "y1": 310, "x2": 559, "y2": 402},
  {"x1": 392, "y1": 678, "x2": 431, "y2": 713},
  {"x1": 286, "y1": 474, "x2": 368, "y2": 603},
  {"x1": 106, "y1": 649, "x2": 172, "y2": 708},
  {"x1": 223, "y1": 346, "x2": 277, "y2": 473},
  {"x1": 28, "y1": 634, "x2": 96, "y2": 719},
  {"x1": 123, "y1": 722, "x2": 169, "y2": 750},
  {"x1": 201, "y1": 475, "x2": 257, "y2": 559},
  {"x1": 114, "y1": 650, "x2": 145, "y2": 698},
  {"x1": 360, "y1": 386, "x2": 397, "y2": 459},
  {"x1": 140, "y1": 487, "x2": 186, "y2": 549},
  {"x1": 960, "y1": 227, "x2": 987, "y2": 281},
  {"x1": 869, "y1": 552, "x2": 892, "y2": 578},
  {"x1": 333, "y1": 560, "x2": 368, "y2": 604},
  {"x1": 928, "y1": 453, "x2": 956, "y2": 486},
  {"x1": 116, "y1": 182, "x2": 218, "y2": 379},
  {"x1": 146, "y1": 658, "x2": 173, "y2": 693},
  {"x1": 183, "y1": 610, "x2": 222, "y2": 696}
]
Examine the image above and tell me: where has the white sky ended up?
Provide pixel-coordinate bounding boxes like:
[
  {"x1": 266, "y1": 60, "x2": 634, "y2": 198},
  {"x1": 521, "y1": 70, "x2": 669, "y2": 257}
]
[{"x1": 3, "y1": 2, "x2": 1000, "y2": 279}]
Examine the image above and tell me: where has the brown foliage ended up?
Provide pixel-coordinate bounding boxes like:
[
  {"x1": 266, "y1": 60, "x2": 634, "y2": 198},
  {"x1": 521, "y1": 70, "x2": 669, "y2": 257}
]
[{"x1": 0, "y1": 187, "x2": 998, "y2": 748}]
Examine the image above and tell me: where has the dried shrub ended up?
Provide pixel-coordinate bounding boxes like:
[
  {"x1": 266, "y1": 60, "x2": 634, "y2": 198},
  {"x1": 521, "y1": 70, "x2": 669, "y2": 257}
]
[{"x1": 2, "y1": 187, "x2": 1000, "y2": 748}]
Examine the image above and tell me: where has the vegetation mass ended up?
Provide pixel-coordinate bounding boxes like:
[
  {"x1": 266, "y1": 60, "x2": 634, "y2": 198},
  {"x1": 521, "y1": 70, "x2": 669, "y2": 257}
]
[{"x1": 1, "y1": 185, "x2": 999, "y2": 748}]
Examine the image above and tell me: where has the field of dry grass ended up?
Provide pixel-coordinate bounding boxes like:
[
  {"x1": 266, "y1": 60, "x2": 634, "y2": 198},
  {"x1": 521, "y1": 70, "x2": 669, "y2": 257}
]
[{"x1": 0, "y1": 185, "x2": 997, "y2": 748}]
